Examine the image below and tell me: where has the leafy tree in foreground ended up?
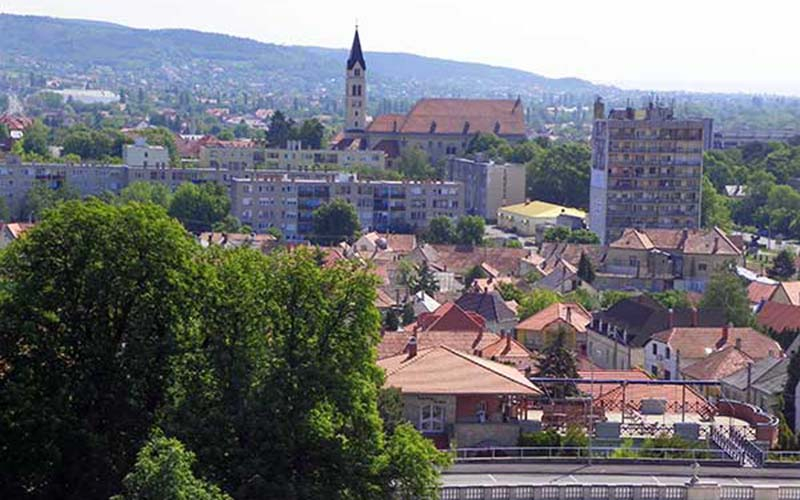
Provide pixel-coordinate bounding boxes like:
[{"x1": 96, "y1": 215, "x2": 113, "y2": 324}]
[
  {"x1": 701, "y1": 176, "x2": 733, "y2": 230},
  {"x1": 769, "y1": 249, "x2": 797, "y2": 280},
  {"x1": 0, "y1": 200, "x2": 199, "y2": 499},
  {"x1": 699, "y1": 266, "x2": 753, "y2": 326},
  {"x1": 168, "y1": 182, "x2": 231, "y2": 232},
  {"x1": 112, "y1": 431, "x2": 231, "y2": 500},
  {"x1": 311, "y1": 198, "x2": 361, "y2": 244},
  {"x1": 382, "y1": 423, "x2": 453, "y2": 500},
  {"x1": 21, "y1": 180, "x2": 81, "y2": 220}
]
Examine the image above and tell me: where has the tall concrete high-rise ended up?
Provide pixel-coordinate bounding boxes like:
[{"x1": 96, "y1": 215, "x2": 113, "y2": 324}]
[{"x1": 589, "y1": 99, "x2": 707, "y2": 244}]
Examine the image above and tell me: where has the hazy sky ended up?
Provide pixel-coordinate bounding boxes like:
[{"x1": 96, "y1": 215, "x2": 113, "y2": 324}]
[{"x1": 3, "y1": 0, "x2": 800, "y2": 96}]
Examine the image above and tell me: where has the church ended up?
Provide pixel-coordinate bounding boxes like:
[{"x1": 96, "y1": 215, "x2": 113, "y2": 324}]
[{"x1": 332, "y1": 28, "x2": 527, "y2": 164}]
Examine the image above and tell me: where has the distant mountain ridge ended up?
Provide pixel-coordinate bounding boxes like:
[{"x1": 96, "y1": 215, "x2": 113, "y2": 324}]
[{"x1": 0, "y1": 14, "x2": 604, "y2": 97}]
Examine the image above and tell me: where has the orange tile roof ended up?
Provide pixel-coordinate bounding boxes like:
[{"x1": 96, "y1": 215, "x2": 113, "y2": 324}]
[
  {"x1": 681, "y1": 346, "x2": 754, "y2": 380},
  {"x1": 576, "y1": 368, "x2": 652, "y2": 398},
  {"x1": 748, "y1": 282, "x2": 778, "y2": 304},
  {"x1": 3, "y1": 222, "x2": 35, "y2": 239},
  {"x1": 415, "y1": 302, "x2": 486, "y2": 332},
  {"x1": 777, "y1": 282, "x2": 800, "y2": 306},
  {"x1": 652, "y1": 326, "x2": 781, "y2": 361},
  {"x1": 594, "y1": 382, "x2": 712, "y2": 415},
  {"x1": 757, "y1": 301, "x2": 800, "y2": 333},
  {"x1": 516, "y1": 302, "x2": 592, "y2": 333},
  {"x1": 610, "y1": 228, "x2": 654, "y2": 250},
  {"x1": 377, "y1": 329, "x2": 500, "y2": 359},
  {"x1": 428, "y1": 244, "x2": 528, "y2": 276},
  {"x1": 368, "y1": 99, "x2": 526, "y2": 137},
  {"x1": 379, "y1": 345, "x2": 541, "y2": 395},
  {"x1": 375, "y1": 288, "x2": 397, "y2": 309}
]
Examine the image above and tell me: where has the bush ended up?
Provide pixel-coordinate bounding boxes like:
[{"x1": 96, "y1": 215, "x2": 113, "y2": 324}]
[{"x1": 518, "y1": 430, "x2": 561, "y2": 453}]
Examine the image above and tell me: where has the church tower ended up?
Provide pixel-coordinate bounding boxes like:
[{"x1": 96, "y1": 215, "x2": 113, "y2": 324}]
[{"x1": 345, "y1": 27, "x2": 367, "y2": 135}]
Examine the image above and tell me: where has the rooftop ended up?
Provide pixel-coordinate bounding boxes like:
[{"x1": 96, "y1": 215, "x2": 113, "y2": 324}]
[
  {"x1": 499, "y1": 200, "x2": 586, "y2": 220},
  {"x1": 516, "y1": 302, "x2": 592, "y2": 333}
]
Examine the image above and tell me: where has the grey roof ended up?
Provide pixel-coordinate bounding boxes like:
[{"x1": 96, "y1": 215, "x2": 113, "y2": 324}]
[
  {"x1": 347, "y1": 29, "x2": 366, "y2": 70},
  {"x1": 721, "y1": 356, "x2": 787, "y2": 392},
  {"x1": 455, "y1": 291, "x2": 516, "y2": 324}
]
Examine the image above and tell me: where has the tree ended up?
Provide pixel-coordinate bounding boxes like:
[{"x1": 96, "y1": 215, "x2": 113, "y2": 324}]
[
  {"x1": 769, "y1": 249, "x2": 797, "y2": 280},
  {"x1": 577, "y1": 252, "x2": 595, "y2": 284},
  {"x1": 526, "y1": 143, "x2": 591, "y2": 209},
  {"x1": 396, "y1": 147, "x2": 436, "y2": 180},
  {"x1": 543, "y1": 226, "x2": 571, "y2": 243},
  {"x1": 119, "y1": 181, "x2": 173, "y2": 208},
  {"x1": 0, "y1": 200, "x2": 199, "y2": 499},
  {"x1": 21, "y1": 119, "x2": 50, "y2": 157},
  {"x1": 382, "y1": 423, "x2": 452, "y2": 500},
  {"x1": 699, "y1": 267, "x2": 754, "y2": 326},
  {"x1": 518, "y1": 289, "x2": 560, "y2": 320},
  {"x1": 701, "y1": 176, "x2": 733, "y2": 230},
  {"x1": 266, "y1": 225, "x2": 283, "y2": 240},
  {"x1": 497, "y1": 282, "x2": 523, "y2": 302},
  {"x1": 402, "y1": 302, "x2": 416, "y2": 326},
  {"x1": 112, "y1": 431, "x2": 231, "y2": 500},
  {"x1": 456, "y1": 215, "x2": 485, "y2": 246},
  {"x1": 649, "y1": 290, "x2": 691, "y2": 310},
  {"x1": 267, "y1": 110, "x2": 293, "y2": 148},
  {"x1": 211, "y1": 215, "x2": 252, "y2": 234},
  {"x1": 21, "y1": 181, "x2": 80, "y2": 220},
  {"x1": 138, "y1": 128, "x2": 179, "y2": 165},
  {"x1": 783, "y1": 348, "x2": 800, "y2": 434},
  {"x1": 377, "y1": 387, "x2": 404, "y2": 437},
  {"x1": 535, "y1": 328, "x2": 579, "y2": 398},
  {"x1": 311, "y1": 198, "x2": 361, "y2": 244},
  {"x1": 566, "y1": 229, "x2": 600, "y2": 244},
  {"x1": 384, "y1": 308, "x2": 400, "y2": 331},
  {"x1": 233, "y1": 121, "x2": 251, "y2": 139},
  {"x1": 168, "y1": 182, "x2": 231, "y2": 232},
  {"x1": 0, "y1": 123, "x2": 9, "y2": 143},
  {"x1": 464, "y1": 264, "x2": 487, "y2": 289},
  {"x1": 425, "y1": 216, "x2": 456, "y2": 244},
  {"x1": 600, "y1": 290, "x2": 635, "y2": 309},
  {"x1": 294, "y1": 118, "x2": 325, "y2": 149},
  {"x1": 409, "y1": 262, "x2": 439, "y2": 296}
]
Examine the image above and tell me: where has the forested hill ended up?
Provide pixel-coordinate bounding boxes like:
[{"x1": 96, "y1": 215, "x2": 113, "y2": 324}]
[{"x1": 0, "y1": 14, "x2": 601, "y2": 97}]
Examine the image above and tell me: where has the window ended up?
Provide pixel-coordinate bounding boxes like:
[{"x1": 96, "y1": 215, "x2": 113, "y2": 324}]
[
  {"x1": 664, "y1": 370, "x2": 672, "y2": 380},
  {"x1": 666, "y1": 347, "x2": 671, "y2": 359},
  {"x1": 419, "y1": 403, "x2": 445, "y2": 432},
  {"x1": 698, "y1": 263, "x2": 708, "y2": 271},
  {"x1": 354, "y1": 68, "x2": 361, "y2": 76},
  {"x1": 652, "y1": 344, "x2": 658, "y2": 355},
  {"x1": 651, "y1": 365, "x2": 658, "y2": 376}
]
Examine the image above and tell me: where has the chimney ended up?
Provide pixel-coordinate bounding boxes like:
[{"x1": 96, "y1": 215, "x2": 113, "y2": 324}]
[
  {"x1": 722, "y1": 323, "x2": 731, "y2": 345},
  {"x1": 691, "y1": 307, "x2": 698, "y2": 327},
  {"x1": 473, "y1": 327, "x2": 484, "y2": 349},
  {"x1": 735, "y1": 337, "x2": 742, "y2": 350},
  {"x1": 667, "y1": 308, "x2": 674, "y2": 329},
  {"x1": 505, "y1": 330, "x2": 512, "y2": 351},
  {"x1": 405, "y1": 336, "x2": 418, "y2": 359},
  {"x1": 566, "y1": 305, "x2": 573, "y2": 325},
  {"x1": 713, "y1": 237, "x2": 719, "y2": 254}
]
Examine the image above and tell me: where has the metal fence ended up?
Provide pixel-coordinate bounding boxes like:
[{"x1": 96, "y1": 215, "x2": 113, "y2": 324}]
[
  {"x1": 454, "y1": 446, "x2": 730, "y2": 462},
  {"x1": 440, "y1": 485, "x2": 800, "y2": 500}
]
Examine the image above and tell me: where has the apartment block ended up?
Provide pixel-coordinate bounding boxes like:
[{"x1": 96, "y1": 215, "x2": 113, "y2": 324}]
[
  {"x1": 445, "y1": 157, "x2": 525, "y2": 222},
  {"x1": 230, "y1": 173, "x2": 464, "y2": 240},
  {"x1": 589, "y1": 99, "x2": 706, "y2": 244},
  {"x1": 263, "y1": 141, "x2": 386, "y2": 170},
  {"x1": 123, "y1": 138, "x2": 170, "y2": 168}
]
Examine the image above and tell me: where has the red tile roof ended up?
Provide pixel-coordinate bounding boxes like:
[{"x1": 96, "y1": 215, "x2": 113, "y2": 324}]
[
  {"x1": 415, "y1": 302, "x2": 486, "y2": 332},
  {"x1": 609, "y1": 227, "x2": 741, "y2": 256},
  {"x1": 681, "y1": 346, "x2": 754, "y2": 381},
  {"x1": 3, "y1": 222, "x2": 34, "y2": 239},
  {"x1": 368, "y1": 99, "x2": 526, "y2": 137},
  {"x1": 377, "y1": 329, "x2": 498, "y2": 359},
  {"x1": 516, "y1": 302, "x2": 592, "y2": 333},
  {"x1": 757, "y1": 301, "x2": 800, "y2": 334},
  {"x1": 379, "y1": 345, "x2": 541, "y2": 395},
  {"x1": 0, "y1": 114, "x2": 33, "y2": 131},
  {"x1": 428, "y1": 244, "x2": 528, "y2": 276},
  {"x1": 776, "y1": 282, "x2": 800, "y2": 306},
  {"x1": 747, "y1": 282, "x2": 777, "y2": 304},
  {"x1": 652, "y1": 326, "x2": 781, "y2": 361},
  {"x1": 609, "y1": 228, "x2": 654, "y2": 250}
]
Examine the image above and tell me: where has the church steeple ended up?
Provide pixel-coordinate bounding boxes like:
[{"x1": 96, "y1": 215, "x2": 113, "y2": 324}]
[
  {"x1": 347, "y1": 28, "x2": 366, "y2": 71},
  {"x1": 345, "y1": 26, "x2": 367, "y2": 134}
]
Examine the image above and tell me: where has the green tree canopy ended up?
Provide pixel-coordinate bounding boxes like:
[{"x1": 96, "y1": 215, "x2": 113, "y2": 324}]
[
  {"x1": 699, "y1": 266, "x2": 754, "y2": 326},
  {"x1": 21, "y1": 118, "x2": 50, "y2": 157},
  {"x1": 425, "y1": 216, "x2": 456, "y2": 244},
  {"x1": 409, "y1": 261, "x2": 439, "y2": 297},
  {"x1": 267, "y1": 110, "x2": 293, "y2": 148},
  {"x1": 21, "y1": 180, "x2": 81, "y2": 220},
  {"x1": 168, "y1": 182, "x2": 231, "y2": 232},
  {"x1": 456, "y1": 215, "x2": 485, "y2": 245},
  {"x1": 293, "y1": 118, "x2": 325, "y2": 149},
  {"x1": 701, "y1": 176, "x2": 733, "y2": 230},
  {"x1": 769, "y1": 249, "x2": 798, "y2": 280},
  {"x1": 577, "y1": 252, "x2": 595, "y2": 284},
  {"x1": 112, "y1": 431, "x2": 231, "y2": 500},
  {"x1": 396, "y1": 146, "x2": 436, "y2": 180},
  {"x1": 311, "y1": 198, "x2": 361, "y2": 244},
  {"x1": 0, "y1": 200, "x2": 199, "y2": 499},
  {"x1": 535, "y1": 329, "x2": 579, "y2": 398},
  {"x1": 649, "y1": 290, "x2": 692, "y2": 310},
  {"x1": 119, "y1": 181, "x2": 173, "y2": 208},
  {"x1": 518, "y1": 288, "x2": 560, "y2": 320}
]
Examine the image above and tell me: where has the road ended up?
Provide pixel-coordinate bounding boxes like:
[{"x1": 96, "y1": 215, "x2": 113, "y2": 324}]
[{"x1": 443, "y1": 463, "x2": 800, "y2": 487}]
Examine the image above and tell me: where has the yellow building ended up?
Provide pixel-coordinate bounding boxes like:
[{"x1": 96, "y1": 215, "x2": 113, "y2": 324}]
[{"x1": 496, "y1": 201, "x2": 586, "y2": 237}]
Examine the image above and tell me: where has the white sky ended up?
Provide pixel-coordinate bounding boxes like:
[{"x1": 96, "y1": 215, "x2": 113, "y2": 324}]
[{"x1": 3, "y1": 0, "x2": 800, "y2": 96}]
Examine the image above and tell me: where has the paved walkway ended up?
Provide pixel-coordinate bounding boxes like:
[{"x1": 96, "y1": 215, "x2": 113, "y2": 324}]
[{"x1": 444, "y1": 463, "x2": 800, "y2": 487}]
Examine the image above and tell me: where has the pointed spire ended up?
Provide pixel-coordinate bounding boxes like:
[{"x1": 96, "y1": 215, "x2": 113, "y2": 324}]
[{"x1": 347, "y1": 27, "x2": 366, "y2": 70}]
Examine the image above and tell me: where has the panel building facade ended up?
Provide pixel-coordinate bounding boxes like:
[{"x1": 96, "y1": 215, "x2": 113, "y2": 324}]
[
  {"x1": 230, "y1": 173, "x2": 463, "y2": 240},
  {"x1": 589, "y1": 100, "x2": 707, "y2": 244},
  {"x1": 445, "y1": 157, "x2": 525, "y2": 222}
]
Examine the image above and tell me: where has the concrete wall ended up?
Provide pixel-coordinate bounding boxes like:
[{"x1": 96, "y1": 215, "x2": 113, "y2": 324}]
[{"x1": 454, "y1": 422, "x2": 521, "y2": 448}]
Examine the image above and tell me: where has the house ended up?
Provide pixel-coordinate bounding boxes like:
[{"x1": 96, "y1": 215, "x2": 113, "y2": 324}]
[
  {"x1": 412, "y1": 244, "x2": 529, "y2": 278},
  {"x1": 413, "y1": 302, "x2": 486, "y2": 333},
  {"x1": 410, "y1": 291, "x2": 441, "y2": 317},
  {"x1": 455, "y1": 291, "x2": 517, "y2": 333},
  {"x1": 757, "y1": 301, "x2": 800, "y2": 336},
  {"x1": 644, "y1": 324, "x2": 782, "y2": 380},
  {"x1": 771, "y1": 281, "x2": 800, "y2": 306},
  {"x1": 537, "y1": 242, "x2": 606, "y2": 275},
  {"x1": 748, "y1": 281, "x2": 778, "y2": 307},
  {"x1": 533, "y1": 258, "x2": 594, "y2": 294},
  {"x1": 515, "y1": 302, "x2": 592, "y2": 353},
  {"x1": 198, "y1": 232, "x2": 277, "y2": 251},
  {"x1": 0, "y1": 222, "x2": 35, "y2": 248},
  {"x1": 496, "y1": 200, "x2": 586, "y2": 237},
  {"x1": 378, "y1": 345, "x2": 541, "y2": 448},
  {"x1": 354, "y1": 231, "x2": 417, "y2": 256},
  {"x1": 586, "y1": 295, "x2": 726, "y2": 370},
  {"x1": 599, "y1": 227, "x2": 744, "y2": 292},
  {"x1": 723, "y1": 356, "x2": 789, "y2": 415}
]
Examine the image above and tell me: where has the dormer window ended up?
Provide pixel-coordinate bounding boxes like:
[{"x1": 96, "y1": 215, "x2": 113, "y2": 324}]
[
  {"x1": 494, "y1": 121, "x2": 501, "y2": 134},
  {"x1": 355, "y1": 68, "x2": 361, "y2": 76},
  {"x1": 429, "y1": 121, "x2": 437, "y2": 134}
]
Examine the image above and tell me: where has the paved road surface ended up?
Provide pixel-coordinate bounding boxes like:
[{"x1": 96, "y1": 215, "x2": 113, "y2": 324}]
[{"x1": 444, "y1": 463, "x2": 800, "y2": 487}]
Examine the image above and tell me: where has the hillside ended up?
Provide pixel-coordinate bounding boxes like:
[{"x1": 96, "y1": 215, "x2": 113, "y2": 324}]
[{"x1": 0, "y1": 14, "x2": 601, "y2": 99}]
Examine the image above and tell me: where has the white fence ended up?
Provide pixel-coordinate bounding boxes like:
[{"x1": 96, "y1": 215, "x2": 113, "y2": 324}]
[{"x1": 440, "y1": 484, "x2": 800, "y2": 500}]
